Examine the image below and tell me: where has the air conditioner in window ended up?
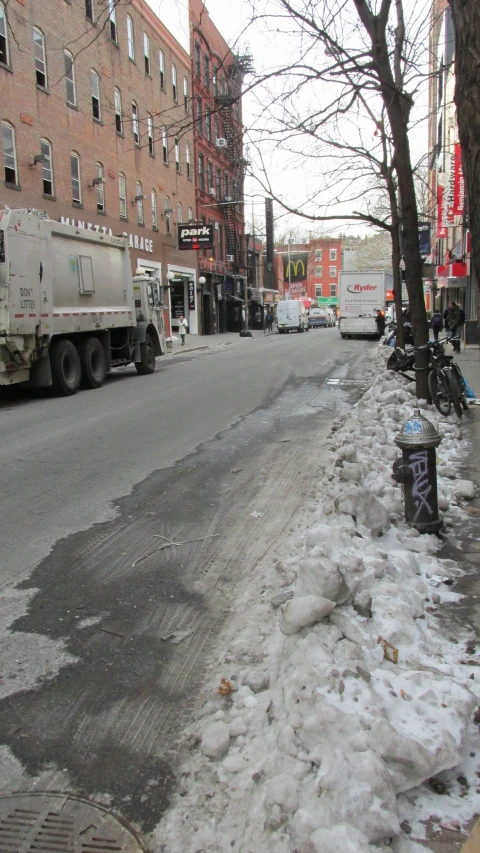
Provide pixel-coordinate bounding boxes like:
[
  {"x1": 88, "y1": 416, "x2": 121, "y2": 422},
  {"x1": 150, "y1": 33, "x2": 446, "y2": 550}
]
[
  {"x1": 209, "y1": 187, "x2": 216, "y2": 197},
  {"x1": 215, "y1": 138, "x2": 227, "y2": 148},
  {"x1": 224, "y1": 196, "x2": 233, "y2": 202},
  {"x1": 226, "y1": 254, "x2": 234, "y2": 263}
]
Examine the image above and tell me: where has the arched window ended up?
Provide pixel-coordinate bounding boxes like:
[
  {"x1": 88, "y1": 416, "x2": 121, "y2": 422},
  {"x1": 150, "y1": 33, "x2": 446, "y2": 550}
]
[
  {"x1": 165, "y1": 197, "x2": 171, "y2": 234},
  {"x1": 185, "y1": 143, "x2": 191, "y2": 179},
  {"x1": 188, "y1": 207, "x2": 193, "y2": 222},
  {"x1": 108, "y1": 0, "x2": 117, "y2": 42},
  {"x1": 162, "y1": 127, "x2": 168, "y2": 164},
  {"x1": 136, "y1": 180, "x2": 144, "y2": 225},
  {"x1": 40, "y1": 139, "x2": 54, "y2": 195},
  {"x1": 177, "y1": 202, "x2": 182, "y2": 224},
  {"x1": 132, "y1": 101, "x2": 139, "y2": 144},
  {"x1": 147, "y1": 114, "x2": 154, "y2": 155},
  {"x1": 95, "y1": 162, "x2": 105, "y2": 213},
  {"x1": 151, "y1": 189, "x2": 157, "y2": 228},
  {"x1": 90, "y1": 69, "x2": 101, "y2": 120},
  {"x1": 33, "y1": 28, "x2": 47, "y2": 88},
  {"x1": 70, "y1": 151, "x2": 81, "y2": 203},
  {"x1": 64, "y1": 50, "x2": 76, "y2": 106},
  {"x1": 119, "y1": 173, "x2": 127, "y2": 219},
  {"x1": 127, "y1": 15, "x2": 134, "y2": 60},
  {"x1": 1, "y1": 121, "x2": 18, "y2": 185},
  {"x1": 1, "y1": 3, "x2": 10, "y2": 66},
  {"x1": 114, "y1": 87, "x2": 122, "y2": 134}
]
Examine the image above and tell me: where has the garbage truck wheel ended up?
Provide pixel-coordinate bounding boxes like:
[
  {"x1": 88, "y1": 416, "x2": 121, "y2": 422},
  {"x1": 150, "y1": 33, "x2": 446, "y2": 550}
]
[
  {"x1": 79, "y1": 337, "x2": 106, "y2": 389},
  {"x1": 135, "y1": 333, "x2": 156, "y2": 375},
  {"x1": 50, "y1": 339, "x2": 81, "y2": 396}
]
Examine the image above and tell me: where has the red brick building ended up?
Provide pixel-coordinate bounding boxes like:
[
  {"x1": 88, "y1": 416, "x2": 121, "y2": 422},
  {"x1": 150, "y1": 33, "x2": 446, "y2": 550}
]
[
  {"x1": 190, "y1": 0, "x2": 247, "y2": 333},
  {"x1": 0, "y1": 0, "x2": 199, "y2": 335},
  {"x1": 274, "y1": 237, "x2": 342, "y2": 306}
]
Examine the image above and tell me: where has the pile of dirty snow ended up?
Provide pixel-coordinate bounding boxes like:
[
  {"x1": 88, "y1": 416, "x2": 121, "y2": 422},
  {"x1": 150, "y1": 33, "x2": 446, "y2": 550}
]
[{"x1": 154, "y1": 348, "x2": 480, "y2": 853}]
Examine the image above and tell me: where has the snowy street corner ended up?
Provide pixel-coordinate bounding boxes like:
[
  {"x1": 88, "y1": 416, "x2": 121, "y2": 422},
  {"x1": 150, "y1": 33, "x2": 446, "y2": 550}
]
[{"x1": 153, "y1": 347, "x2": 480, "y2": 853}]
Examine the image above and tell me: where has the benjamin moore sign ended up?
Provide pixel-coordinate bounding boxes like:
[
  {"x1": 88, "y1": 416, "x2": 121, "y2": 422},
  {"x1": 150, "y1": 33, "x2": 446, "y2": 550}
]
[
  {"x1": 283, "y1": 252, "x2": 308, "y2": 283},
  {"x1": 178, "y1": 224, "x2": 213, "y2": 250}
]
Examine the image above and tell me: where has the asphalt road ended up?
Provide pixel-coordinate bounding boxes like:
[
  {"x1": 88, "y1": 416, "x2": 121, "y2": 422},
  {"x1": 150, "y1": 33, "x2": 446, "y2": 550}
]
[{"x1": 0, "y1": 328, "x2": 374, "y2": 835}]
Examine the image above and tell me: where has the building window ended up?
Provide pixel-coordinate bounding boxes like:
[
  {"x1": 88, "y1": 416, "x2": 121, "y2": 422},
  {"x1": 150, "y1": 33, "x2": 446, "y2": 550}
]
[
  {"x1": 218, "y1": 223, "x2": 224, "y2": 260},
  {"x1": 109, "y1": 0, "x2": 117, "y2": 42},
  {"x1": 85, "y1": 0, "x2": 94, "y2": 22},
  {"x1": 33, "y1": 28, "x2": 47, "y2": 88},
  {"x1": 183, "y1": 77, "x2": 188, "y2": 111},
  {"x1": 159, "y1": 49, "x2": 165, "y2": 89},
  {"x1": 162, "y1": 127, "x2": 168, "y2": 164},
  {"x1": 172, "y1": 63, "x2": 177, "y2": 101},
  {"x1": 177, "y1": 202, "x2": 182, "y2": 224},
  {"x1": 127, "y1": 15, "x2": 134, "y2": 61},
  {"x1": 194, "y1": 41, "x2": 201, "y2": 78},
  {"x1": 132, "y1": 101, "x2": 139, "y2": 144},
  {"x1": 216, "y1": 167, "x2": 221, "y2": 198},
  {"x1": 90, "y1": 69, "x2": 101, "y2": 120},
  {"x1": 207, "y1": 160, "x2": 213, "y2": 193},
  {"x1": 315, "y1": 286, "x2": 322, "y2": 298},
  {"x1": 2, "y1": 122, "x2": 17, "y2": 185},
  {"x1": 220, "y1": 76, "x2": 226, "y2": 96},
  {"x1": 186, "y1": 143, "x2": 191, "y2": 178},
  {"x1": 147, "y1": 114, "x2": 154, "y2": 155},
  {"x1": 40, "y1": 139, "x2": 53, "y2": 195},
  {"x1": 151, "y1": 189, "x2": 157, "y2": 228},
  {"x1": 198, "y1": 153, "x2": 205, "y2": 193},
  {"x1": 205, "y1": 106, "x2": 211, "y2": 142},
  {"x1": 196, "y1": 96, "x2": 202, "y2": 135},
  {"x1": 175, "y1": 137, "x2": 180, "y2": 172},
  {"x1": 188, "y1": 207, "x2": 193, "y2": 222},
  {"x1": 0, "y1": 3, "x2": 9, "y2": 66},
  {"x1": 64, "y1": 50, "x2": 76, "y2": 106},
  {"x1": 314, "y1": 249, "x2": 322, "y2": 260},
  {"x1": 203, "y1": 54, "x2": 209, "y2": 90},
  {"x1": 144, "y1": 33, "x2": 150, "y2": 75},
  {"x1": 136, "y1": 180, "x2": 144, "y2": 225},
  {"x1": 330, "y1": 284, "x2": 337, "y2": 297},
  {"x1": 224, "y1": 173, "x2": 229, "y2": 198},
  {"x1": 329, "y1": 266, "x2": 336, "y2": 278},
  {"x1": 212, "y1": 67, "x2": 218, "y2": 97},
  {"x1": 114, "y1": 87, "x2": 122, "y2": 133},
  {"x1": 95, "y1": 162, "x2": 105, "y2": 212},
  {"x1": 70, "y1": 151, "x2": 81, "y2": 203},
  {"x1": 119, "y1": 173, "x2": 127, "y2": 219},
  {"x1": 165, "y1": 197, "x2": 171, "y2": 234},
  {"x1": 315, "y1": 266, "x2": 322, "y2": 277},
  {"x1": 329, "y1": 248, "x2": 337, "y2": 261}
]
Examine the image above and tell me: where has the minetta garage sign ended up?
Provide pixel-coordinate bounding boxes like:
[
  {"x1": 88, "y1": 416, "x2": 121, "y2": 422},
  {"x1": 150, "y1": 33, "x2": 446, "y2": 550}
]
[{"x1": 178, "y1": 223, "x2": 214, "y2": 250}]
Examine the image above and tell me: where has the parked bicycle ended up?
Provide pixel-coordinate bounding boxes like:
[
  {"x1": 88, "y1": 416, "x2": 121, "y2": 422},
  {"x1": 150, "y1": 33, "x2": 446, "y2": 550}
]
[{"x1": 387, "y1": 336, "x2": 469, "y2": 418}]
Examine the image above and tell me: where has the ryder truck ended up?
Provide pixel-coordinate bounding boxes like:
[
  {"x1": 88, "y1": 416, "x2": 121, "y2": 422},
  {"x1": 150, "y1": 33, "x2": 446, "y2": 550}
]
[
  {"x1": 0, "y1": 208, "x2": 165, "y2": 395},
  {"x1": 338, "y1": 270, "x2": 393, "y2": 339}
]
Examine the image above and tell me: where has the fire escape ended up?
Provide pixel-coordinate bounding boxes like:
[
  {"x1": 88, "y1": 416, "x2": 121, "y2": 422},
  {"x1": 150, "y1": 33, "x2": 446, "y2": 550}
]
[{"x1": 214, "y1": 54, "x2": 252, "y2": 269}]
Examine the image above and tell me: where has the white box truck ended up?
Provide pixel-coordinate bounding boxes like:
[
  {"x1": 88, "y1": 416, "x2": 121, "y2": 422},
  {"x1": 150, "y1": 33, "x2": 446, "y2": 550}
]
[
  {"x1": 0, "y1": 208, "x2": 165, "y2": 394},
  {"x1": 277, "y1": 300, "x2": 309, "y2": 333},
  {"x1": 338, "y1": 270, "x2": 393, "y2": 338}
]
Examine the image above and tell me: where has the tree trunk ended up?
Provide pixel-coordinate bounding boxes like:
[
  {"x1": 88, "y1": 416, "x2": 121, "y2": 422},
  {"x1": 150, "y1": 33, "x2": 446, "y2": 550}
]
[
  {"x1": 391, "y1": 222, "x2": 405, "y2": 347},
  {"x1": 448, "y1": 0, "x2": 480, "y2": 335}
]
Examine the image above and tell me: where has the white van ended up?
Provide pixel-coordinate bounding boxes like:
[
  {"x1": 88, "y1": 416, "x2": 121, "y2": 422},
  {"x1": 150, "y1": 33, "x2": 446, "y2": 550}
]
[{"x1": 277, "y1": 300, "x2": 309, "y2": 333}]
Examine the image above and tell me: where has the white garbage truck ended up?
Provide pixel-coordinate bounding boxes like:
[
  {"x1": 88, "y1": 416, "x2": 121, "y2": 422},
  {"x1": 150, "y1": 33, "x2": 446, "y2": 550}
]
[
  {"x1": 338, "y1": 270, "x2": 393, "y2": 339},
  {"x1": 0, "y1": 208, "x2": 166, "y2": 395}
]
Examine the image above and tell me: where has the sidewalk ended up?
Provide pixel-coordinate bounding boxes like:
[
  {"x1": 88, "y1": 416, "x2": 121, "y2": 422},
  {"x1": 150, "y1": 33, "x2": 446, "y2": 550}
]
[{"x1": 167, "y1": 328, "x2": 275, "y2": 356}]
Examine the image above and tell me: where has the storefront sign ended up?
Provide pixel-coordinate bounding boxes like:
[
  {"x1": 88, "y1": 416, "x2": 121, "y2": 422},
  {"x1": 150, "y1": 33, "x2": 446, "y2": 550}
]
[
  {"x1": 178, "y1": 223, "x2": 213, "y2": 250},
  {"x1": 60, "y1": 217, "x2": 153, "y2": 252},
  {"x1": 283, "y1": 252, "x2": 308, "y2": 283},
  {"x1": 437, "y1": 186, "x2": 448, "y2": 238},
  {"x1": 453, "y1": 143, "x2": 465, "y2": 216},
  {"x1": 188, "y1": 279, "x2": 196, "y2": 310}
]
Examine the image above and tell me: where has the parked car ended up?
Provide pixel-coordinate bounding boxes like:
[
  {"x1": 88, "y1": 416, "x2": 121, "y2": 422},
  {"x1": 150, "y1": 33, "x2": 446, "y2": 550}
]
[{"x1": 277, "y1": 300, "x2": 309, "y2": 333}]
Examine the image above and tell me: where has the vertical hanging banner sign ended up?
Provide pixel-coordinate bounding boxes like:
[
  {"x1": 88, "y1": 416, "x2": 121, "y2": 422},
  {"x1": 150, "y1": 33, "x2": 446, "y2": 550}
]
[
  {"x1": 453, "y1": 143, "x2": 465, "y2": 216},
  {"x1": 437, "y1": 185, "x2": 448, "y2": 238},
  {"x1": 445, "y1": 153, "x2": 455, "y2": 223}
]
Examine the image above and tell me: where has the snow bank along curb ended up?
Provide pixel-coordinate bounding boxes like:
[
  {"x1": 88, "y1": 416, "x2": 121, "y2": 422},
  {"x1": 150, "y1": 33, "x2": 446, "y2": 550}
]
[{"x1": 154, "y1": 348, "x2": 480, "y2": 853}]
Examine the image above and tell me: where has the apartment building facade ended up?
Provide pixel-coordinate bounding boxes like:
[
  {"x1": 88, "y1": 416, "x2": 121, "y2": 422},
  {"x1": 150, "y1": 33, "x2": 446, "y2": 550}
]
[{"x1": 0, "y1": 0, "x2": 198, "y2": 334}]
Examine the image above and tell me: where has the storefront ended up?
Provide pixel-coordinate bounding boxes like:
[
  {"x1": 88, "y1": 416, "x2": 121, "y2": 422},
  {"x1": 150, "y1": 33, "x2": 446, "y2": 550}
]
[
  {"x1": 225, "y1": 276, "x2": 244, "y2": 332},
  {"x1": 168, "y1": 265, "x2": 198, "y2": 336}
]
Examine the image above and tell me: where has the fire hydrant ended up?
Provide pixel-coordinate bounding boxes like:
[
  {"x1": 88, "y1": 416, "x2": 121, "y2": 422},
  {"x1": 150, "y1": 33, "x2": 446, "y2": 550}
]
[{"x1": 392, "y1": 409, "x2": 443, "y2": 534}]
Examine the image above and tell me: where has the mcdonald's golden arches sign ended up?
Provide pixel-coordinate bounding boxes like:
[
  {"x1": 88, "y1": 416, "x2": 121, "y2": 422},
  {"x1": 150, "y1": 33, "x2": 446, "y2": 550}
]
[{"x1": 282, "y1": 252, "x2": 308, "y2": 283}]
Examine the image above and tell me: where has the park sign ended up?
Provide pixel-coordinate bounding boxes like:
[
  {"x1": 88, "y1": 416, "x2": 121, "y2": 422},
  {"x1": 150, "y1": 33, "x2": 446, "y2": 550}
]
[{"x1": 178, "y1": 223, "x2": 213, "y2": 250}]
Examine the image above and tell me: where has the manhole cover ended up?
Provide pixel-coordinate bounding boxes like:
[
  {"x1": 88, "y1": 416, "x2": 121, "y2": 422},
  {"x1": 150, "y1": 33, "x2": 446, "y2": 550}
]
[{"x1": 0, "y1": 793, "x2": 146, "y2": 853}]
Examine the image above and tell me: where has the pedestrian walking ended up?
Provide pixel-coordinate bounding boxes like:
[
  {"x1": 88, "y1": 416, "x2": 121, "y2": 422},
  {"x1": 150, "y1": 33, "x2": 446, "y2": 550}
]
[
  {"x1": 444, "y1": 301, "x2": 463, "y2": 352},
  {"x1": 178, "y1": 315, "x2": 188, "y2": 346},
  {"x1": 430, "y1": 311, "x2": 443, "y2": 342},
  {"x1": 266, "y1": 310, "x2": 273, "y2": 332},
  {"x1": 375, "y1": 309, "x2": 386, "y2": 337}
]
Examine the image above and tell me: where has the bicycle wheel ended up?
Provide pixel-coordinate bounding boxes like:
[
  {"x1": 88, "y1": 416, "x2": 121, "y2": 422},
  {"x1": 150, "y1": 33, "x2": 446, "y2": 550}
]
[
  {"x1": 428, "y1": 369, "x2": 451, "y2": 416},
  {"x1": 446, "y1": 370, "x2": 463, "y2": 418}
]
